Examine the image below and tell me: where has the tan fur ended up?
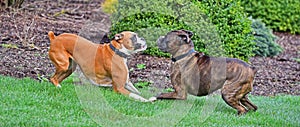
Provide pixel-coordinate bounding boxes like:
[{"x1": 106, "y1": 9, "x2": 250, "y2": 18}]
[{"x1": 48, "y1": 31, "x2": 146, "y2": 99}]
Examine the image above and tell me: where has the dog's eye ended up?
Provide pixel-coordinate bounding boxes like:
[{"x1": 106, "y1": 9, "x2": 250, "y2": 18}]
[
  {"x1": 182, "y1": 30, "x2": 193, "y2": 38},
  {"x1": 178, "y1": 35, "x2": 187, "y2": 41},
  {"x1": 130, "y1": 35, "x2": 137, "y2": 43}
]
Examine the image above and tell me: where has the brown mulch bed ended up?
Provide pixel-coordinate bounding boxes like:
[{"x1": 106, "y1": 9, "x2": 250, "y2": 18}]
[{"x1": 1, "y1": 0, "x2": 299, "y2": 96}]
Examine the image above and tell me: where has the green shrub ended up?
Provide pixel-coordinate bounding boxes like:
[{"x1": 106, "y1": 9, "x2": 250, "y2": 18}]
[
  {"x1": 250, "y1": 17, "x2": 283, "y2": 57},
  {"x1": 192, "y1": 0, "x2": 255, "y2": 61},
  {"x1": 109, "y1": 0, "x2": 216, "y2": 57},
  {"x1": 241, "y1": 0, "x2": 300, "y2": 34},
  {"x1": 109, "y1": 0, "x2": 255, "y2": 61}
]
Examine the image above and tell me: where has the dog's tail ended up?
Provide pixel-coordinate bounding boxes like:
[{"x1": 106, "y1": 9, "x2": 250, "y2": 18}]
[{"x1": 48, "y1": 31, "x2": 56, "y2": 41}]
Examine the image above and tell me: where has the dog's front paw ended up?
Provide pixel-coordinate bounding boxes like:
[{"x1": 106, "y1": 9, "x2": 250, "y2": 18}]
[{"x1": 148, "y1": 97, "x2": 157, "y2": 102}]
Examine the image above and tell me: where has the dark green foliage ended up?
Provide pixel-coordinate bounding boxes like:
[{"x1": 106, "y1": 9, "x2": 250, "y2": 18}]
[
  {"x1": 110, "y1": 0, "x2": 255, "y2": 61},
  {"x1": 192, "y1": 0, "x2": 255, "y2": 61},
  {"x1": 250, "y1": 17, "x2": 283, "y2": 57},
  {"x1": 110, "y1": 12, "x2": 188, "y2": 57},
  {"x1": 110, "y1": 0, "x2": 217, "y2": 57},
  {"x1": 241, "y1": 0, "x2": 300, "y2": 34}
]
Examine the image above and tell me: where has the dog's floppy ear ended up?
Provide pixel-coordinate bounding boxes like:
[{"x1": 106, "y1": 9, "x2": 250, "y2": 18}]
[
  {"x1": 114, "y1": 33, "x2": 124, "y2": 41},
  {"x1": 100, "y1": 34, "x2": 111, "y2": 44}
]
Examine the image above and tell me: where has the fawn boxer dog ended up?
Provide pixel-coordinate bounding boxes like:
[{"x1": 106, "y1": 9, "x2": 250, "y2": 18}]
[
  {"x1": 156, "y1": 30, "x2": 258, "y2": 115},
  {"x1": 48, "y1": 31, "x2": 156, "y2": 102}
]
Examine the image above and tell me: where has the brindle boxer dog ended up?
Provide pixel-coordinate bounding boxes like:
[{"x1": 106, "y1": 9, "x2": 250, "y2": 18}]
[
  {"x1": 156, "y1": 30, "x2": 258, "y2": 115},
  {"x1": 48, "y1": 31, "x2": 155, "y2": 102}
]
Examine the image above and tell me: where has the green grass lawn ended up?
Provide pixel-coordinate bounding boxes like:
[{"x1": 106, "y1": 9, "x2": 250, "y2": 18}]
[{"x1": 0, "y1": 75, "x2": 299, "y2": 127}]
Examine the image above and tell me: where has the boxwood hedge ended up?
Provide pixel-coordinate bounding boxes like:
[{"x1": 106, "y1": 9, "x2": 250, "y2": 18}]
[
  {"x1": 241, "y1": 0, "x2": 300, "y2": 34},
  {"x1": 108, "y1": 0, "x2": 255, "y2": 61}
]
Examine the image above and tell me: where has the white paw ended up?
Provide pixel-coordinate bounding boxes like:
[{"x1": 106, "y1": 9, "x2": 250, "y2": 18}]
[
  {"x1": 56, "y1": 84, "x2": 62, "y2": 88},
  {"x1": 148, "y1": 97, "x2": 157, "y2": 102}
]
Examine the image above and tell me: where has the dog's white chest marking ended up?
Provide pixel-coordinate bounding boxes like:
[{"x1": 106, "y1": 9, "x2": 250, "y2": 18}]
[
  {"x1": 119, "y1": 44, "x2": 132, "y2": 56},
  {"x1": 123, "y1": 58, "x2": 130, "y2": 83}
]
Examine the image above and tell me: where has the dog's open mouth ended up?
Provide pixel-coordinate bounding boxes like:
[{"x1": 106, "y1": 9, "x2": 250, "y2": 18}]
[
  {"x1": 141, "y1": 44, "x2": 147, "y2": 50},
  {"x1": 132, "y1": 44, "x2": 147, "y2": 53}
]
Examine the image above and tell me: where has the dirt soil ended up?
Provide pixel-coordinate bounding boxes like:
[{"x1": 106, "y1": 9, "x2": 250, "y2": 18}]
[{"x1": 1, "y1": 0, "x2": 299, "y2": 96}]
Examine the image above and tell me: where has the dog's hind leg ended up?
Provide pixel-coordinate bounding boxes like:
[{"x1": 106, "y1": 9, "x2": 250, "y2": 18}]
[
  {"x1": 57, "y1": 58, "x2": 77, "y2": 83},
  {"x1": 50, "y1": 68, "x2": 68, "y2": 88},
  {"x1": 240, "y1": 94, "x2": 257, "y2": 111},
  {"x1": 49, "y1": 51, "x2": 71, "y2": 88},
  {"x1": 240, "y1": 78, "x2": 257, "y2": 111},
  {"x1": 221, "y1": 84, "x2": 248, "y2": 115}
]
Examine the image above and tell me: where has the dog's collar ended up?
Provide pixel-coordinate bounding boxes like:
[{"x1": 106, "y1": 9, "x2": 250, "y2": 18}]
[
  {"x1": 109, "y1": 43, "x2": 130, "y2": 58},
  {"x1": 171, "y1": 49, "x2": 196, "y2": 62}
]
